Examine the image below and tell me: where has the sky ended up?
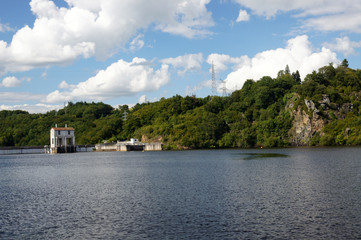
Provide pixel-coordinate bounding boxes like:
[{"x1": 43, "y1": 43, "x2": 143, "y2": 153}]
[{"x1": 1, "y1": 0, "x2": 361, "y2": 113}]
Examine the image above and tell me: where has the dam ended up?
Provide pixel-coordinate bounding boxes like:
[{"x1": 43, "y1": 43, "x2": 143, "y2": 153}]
[{"x1": 95, "y1": 138, "x2": 162, "y2": 152}]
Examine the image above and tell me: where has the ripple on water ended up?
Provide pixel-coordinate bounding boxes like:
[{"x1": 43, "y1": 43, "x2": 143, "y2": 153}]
[
  {"x1": 240, "y1": 152, "x2": 289, "y2": 160},
  {"x1": 1, "y1": 149, "x2": 361, "y2": 239}
]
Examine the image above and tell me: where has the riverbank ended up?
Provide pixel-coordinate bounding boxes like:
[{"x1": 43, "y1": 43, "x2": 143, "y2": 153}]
[{"x1": 0, "y1": 145, "x2": 94, "y2": 155}]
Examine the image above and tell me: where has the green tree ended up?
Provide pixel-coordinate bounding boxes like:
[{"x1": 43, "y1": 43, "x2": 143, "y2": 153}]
[
  {"x1": 292, "y1": 70, "x2": 301, "y2": 83},
  {"x1": 341, "y1": 59, "x2": 349, "y2": 68}
]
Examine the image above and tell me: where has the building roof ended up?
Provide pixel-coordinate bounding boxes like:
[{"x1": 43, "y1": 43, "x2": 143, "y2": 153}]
[{"x1": 51, "y1": 127, "x2": 75, "y2": 131}]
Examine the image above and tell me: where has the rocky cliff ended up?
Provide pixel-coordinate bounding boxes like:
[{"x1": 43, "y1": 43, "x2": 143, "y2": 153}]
[{"x1": 286, "y1": 93, "x2": 353, "y2": 146}]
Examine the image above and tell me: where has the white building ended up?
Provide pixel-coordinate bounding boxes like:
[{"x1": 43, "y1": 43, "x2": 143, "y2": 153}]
[
  {"x1": 50, "y1": 126, "x2": 76, "y2": 153},
  {"x1": 130, "y1": 138, "x2": 139, "y2": 144}
]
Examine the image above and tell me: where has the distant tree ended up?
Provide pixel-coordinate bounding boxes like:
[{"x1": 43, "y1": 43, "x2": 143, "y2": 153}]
[
  {"x1": 292, "y1": 70, "x2": 301, "y2": 83},
  {"x1": 318, "y1": 64, "x2": 336, "y2": 81},
  {"x1": 205, "y1": 96, "x2": 225, "y2": 114},
  {"x1": 341, "y1": 59, "x2": 349, "y2": 68},
  {"x1": 278, "y1": 65, "x2": 291, "y2": 78},
  {"x1": 277, "y1": 70, "x2": 285, "y2": 78},
  {"x1": 285, "y1": 65, "x2": 290, "y2": 75}
]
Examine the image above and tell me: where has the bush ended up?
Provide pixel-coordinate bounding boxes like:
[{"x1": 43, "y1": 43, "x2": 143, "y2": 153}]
[
  {"x1": 309, "y1": 133, "x2": 321, "y2": 146},
  {"x1": 319, "y1": 134, "x2": 335, "y2": 146},
  {"x1": 264, "y1": 136, "x2": 283, "y2": 148}
]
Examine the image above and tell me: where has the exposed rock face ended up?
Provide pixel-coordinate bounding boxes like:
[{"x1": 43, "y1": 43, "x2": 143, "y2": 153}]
[
  {"x1": 141, "y1": 134, "x2": 163, "y2": 143},
  {"x1": 286, "y1": 94, "x2": 327, "y2": 146},
  {"x1": 340, "y1": 103, "x2": 353, "y2": 115},
  {"x1": 289, "y1": 106, "x2": 313, "y2": 145},
  {"x1": 320, "y1": 94, "x2": 331, "y2": 108},
  {"x1": 286, "y1": 93, "x2": 355, "y2": 146},
  {"x1": 304, "y1": 99, "x2": 317, "y2": 112},
  {"x1": 141, "y1": 134, "x2": 149, "y2": 142}
]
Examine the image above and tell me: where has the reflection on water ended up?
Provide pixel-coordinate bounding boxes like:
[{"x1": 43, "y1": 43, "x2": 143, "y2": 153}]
[
  {"x1": 240, "y1": 152, "x2": 289, "y2": 160},
  {"x1": 0, "y1": 148, "x2": 361, "y2": 239}
]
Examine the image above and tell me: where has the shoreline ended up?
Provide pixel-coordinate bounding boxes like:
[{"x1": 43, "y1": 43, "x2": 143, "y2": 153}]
[
  {"x1": 0, "y1": 145, "x2": 95, "y2": 155},
  {"x1": 1, "y1": 144, "x2": 360, "y2": 155}
]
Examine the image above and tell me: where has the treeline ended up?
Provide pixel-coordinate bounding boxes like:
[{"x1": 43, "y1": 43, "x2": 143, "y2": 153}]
[
  {"x1": 0, "y1": 102, "x2": 121, "y2": 146},
  {"x1": 1, "y1": 60, "x2": 361, "y2": 149}
]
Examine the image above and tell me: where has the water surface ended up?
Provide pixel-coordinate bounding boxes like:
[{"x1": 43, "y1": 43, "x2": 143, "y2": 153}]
[{"x1": 1, "y1": 148, "x2": 360, "y2": 239}]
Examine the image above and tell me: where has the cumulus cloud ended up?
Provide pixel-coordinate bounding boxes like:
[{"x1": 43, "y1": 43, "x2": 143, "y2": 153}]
[
  {"x1": 58, "y1": 80, "x2": 76, "y2": 89},
  {"x1": 323, "y1": 36, "x2": 361, "y2": 56},
  {"x1": 138, "y1": 95, "x2": 148, "y2": 104},
  {"x1": 161, "y1": 53, "x2": 203, "y2": 75},
  {"x1": 236, "y1": 10, "x2": 250, "y2": 22},
  {"x1": 206, "y1": 54, "x2": 249, "y2": 72},
  {"x1": 233, "y1": 0, "x2": 361, "y2": 32},
  {"x1": 219, "y1": 35, "x2": 339, "y2": 91},
  {"x1": 45, "y1": 57, "x2": 170, "y2": 103},
  {"x1": 155, "y1": 0, "x2": 213, "y2": 38},
  {"x1": 0, "y1": 76, "x2": 22, "y2": 88},
  {"x1": 0, "y1": 0, "x2": 213, "y2": 74}
]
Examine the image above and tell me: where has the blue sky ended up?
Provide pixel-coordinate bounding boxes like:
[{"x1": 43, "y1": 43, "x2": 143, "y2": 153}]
[{"x1": 1, "y1": 0, "x2": 361, "y2": 113}]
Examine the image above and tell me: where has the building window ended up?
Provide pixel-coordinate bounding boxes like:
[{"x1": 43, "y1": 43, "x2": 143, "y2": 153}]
[
  {"x1": 68, "y1": 131, "x2": 70, "y2": 135},
  {"x1": 58, "y1": 130, "x2": 61, "y2": 135}
]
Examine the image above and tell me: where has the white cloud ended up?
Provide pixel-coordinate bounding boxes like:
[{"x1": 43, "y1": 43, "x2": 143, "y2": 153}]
[
  {"x1": 161, "y1": 53, "x2": 203, "y2": 75},
  {"x1": 0, "y1": 103, "x2": 63, "y2": 113},
  {"x1": 221, "y1": 35, "x2": 339, "y2": 91},
  {"x1": 0, "y1": 0, "x2": 213, "y2": 74},
  {"x1": 236, "y1": 10, "x2": 250, "y2": 22},
  {"x1": 206, "y1": 54, "x2": 249, "y2": 72},
  {"x1": 129, "y1": 34, "x2": 145, "y2": 51},
  {"x1": 58, "y1": 80, "x2": 76, "y2": 89},
  {"x1": 0, "y1": 92, "x2": 45, "y2": 103},
  {"x1": 0, "y1": 76, "x2": 22, "y2": 88},
  {"x1": 45, "y1": 90, "x2": 73, "y2": 103},
  {"x1": 138, "y1": 95, "x2": 148, "y2": 104},
  {"x1": 185, "y1": 79, "x2": 214, "y2": 96},
  {"x1": 233, "y1": 0, "x2": 352, "y2": 18},
  {"x1": 138, "y1": 96, "x2": 161, "y2": 104},
  {"x1": 233, "y1": 0, "x2": 361, "y2": 32},
  {"x1": 303, "y1": 13, "x2": 361, "y2": 33},
  {"x1": 324, "y1": 36, "x2": 361, "y2": 56},
  {"x1": 0, "y1": 23, "x2": 13, "y2": 33},
  {"x1": 155, "y1": 0, "x2": 213, "y2": 38},
  {"x1": 41, "y1": 68, "x2": 49, "y2": 78},
  {"x1": 45, "y1": 57, "x2": 170, "y2": 103}
]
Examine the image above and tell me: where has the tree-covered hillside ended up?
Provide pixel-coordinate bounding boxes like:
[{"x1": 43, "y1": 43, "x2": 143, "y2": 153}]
[{"x1": 2, "y1": 60, "x2": 361, "y2": 149}]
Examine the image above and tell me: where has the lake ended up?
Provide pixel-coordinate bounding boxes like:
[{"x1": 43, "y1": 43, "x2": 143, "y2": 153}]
[{"x1": 1, "y1": 147, "x2": 360, "y2": 239}]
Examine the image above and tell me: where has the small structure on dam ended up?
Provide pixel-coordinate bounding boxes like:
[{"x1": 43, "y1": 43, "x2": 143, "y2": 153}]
[
  {"x1": 95, "y1": 138, "x2": 162, "y2": 152},
  {"x1": 50, "y1": 125, "x2": 76, "y2": 153}
]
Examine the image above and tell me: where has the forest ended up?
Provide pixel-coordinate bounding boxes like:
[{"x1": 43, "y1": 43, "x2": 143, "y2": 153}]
[{"x1": 2, "y1": 59, "x2": 361, "y2": 149}]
